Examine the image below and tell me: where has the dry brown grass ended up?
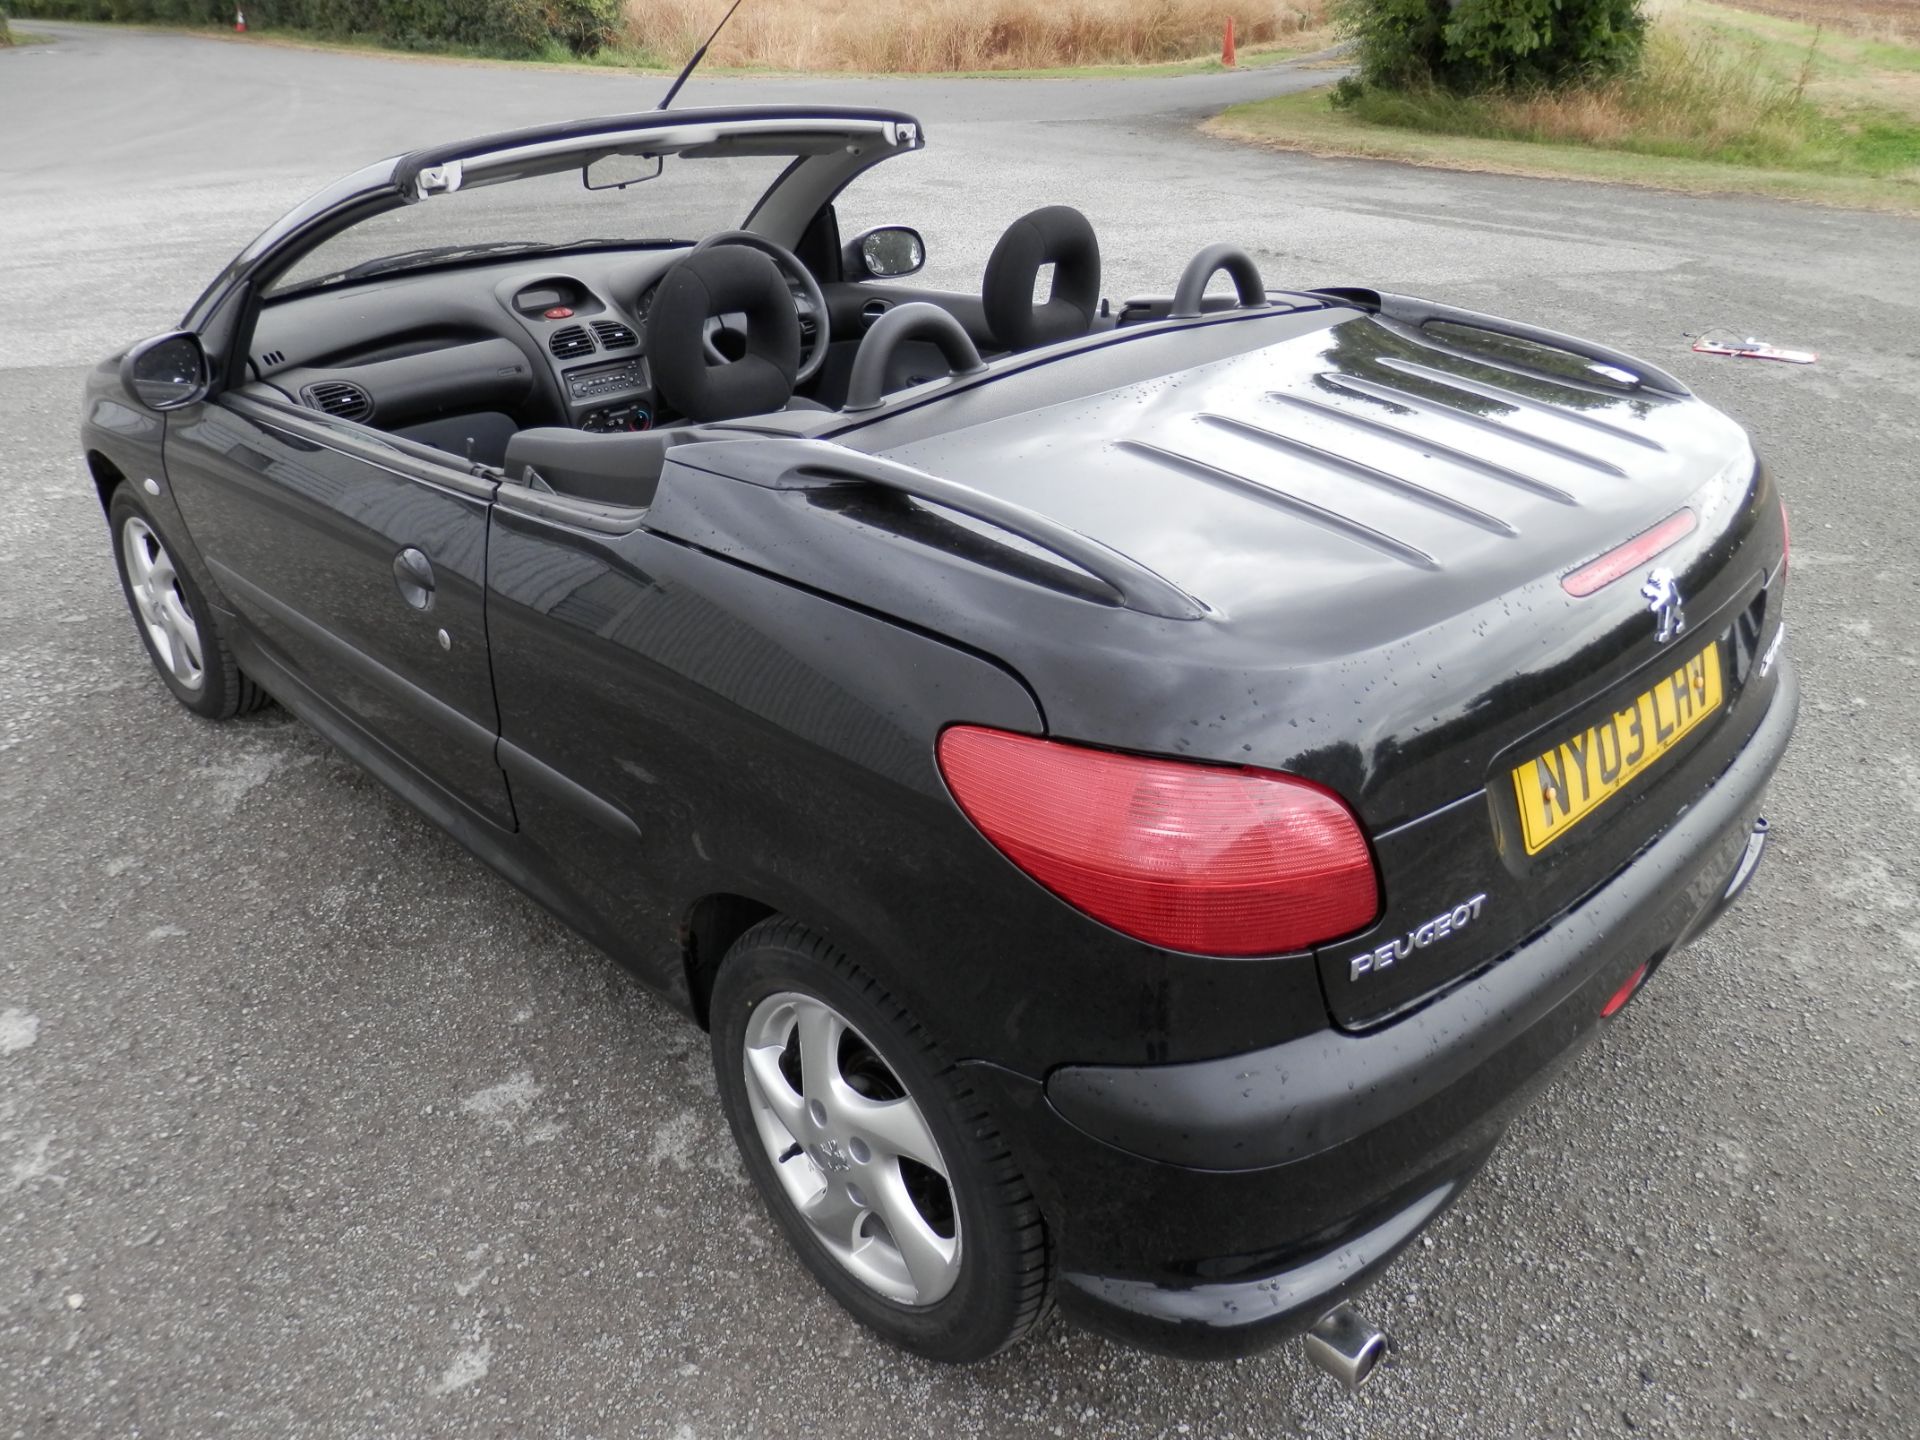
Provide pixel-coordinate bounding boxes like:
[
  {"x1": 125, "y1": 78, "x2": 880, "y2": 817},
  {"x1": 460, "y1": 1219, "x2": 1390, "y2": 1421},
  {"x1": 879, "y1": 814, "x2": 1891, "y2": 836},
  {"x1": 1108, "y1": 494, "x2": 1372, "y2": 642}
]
[
  {"x1": 1316, "y1": 4, "x2": 1920, "y2": 180},
  {"x1": 1335, "y1": 23, "x2": 1894, "y2": 168},
  {"x1": 621, "y1": 0, "x2": 1327, "y2": 73},
  {"x1": 1472, "y1": 30, "x2": 1821, "y2": 159}
]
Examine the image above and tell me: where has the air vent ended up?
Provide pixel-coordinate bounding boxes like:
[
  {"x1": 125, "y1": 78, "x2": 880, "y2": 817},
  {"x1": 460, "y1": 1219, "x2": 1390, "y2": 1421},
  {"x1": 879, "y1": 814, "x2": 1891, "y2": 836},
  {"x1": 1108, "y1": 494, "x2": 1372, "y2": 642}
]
[
  {"x1": 301, "y1": 380, "x2": 372, "y2": 423},
  {"x1": 257, "y1": 349, "x2": 286, "y2": 369},
  {"x1": 549, "y1": 325, "x2": 596, "y2": 360},
  {"x1": 589, "y1": 319, "x2": 638, "y2": 350}
]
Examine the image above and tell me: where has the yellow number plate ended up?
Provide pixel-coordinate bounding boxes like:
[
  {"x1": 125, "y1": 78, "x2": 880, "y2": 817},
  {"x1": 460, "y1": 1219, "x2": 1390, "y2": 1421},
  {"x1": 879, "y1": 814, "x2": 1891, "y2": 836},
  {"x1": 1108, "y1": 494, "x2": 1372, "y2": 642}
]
[{"x1": 1511, "y1": 640, "x2": 1724, "y2": 855}]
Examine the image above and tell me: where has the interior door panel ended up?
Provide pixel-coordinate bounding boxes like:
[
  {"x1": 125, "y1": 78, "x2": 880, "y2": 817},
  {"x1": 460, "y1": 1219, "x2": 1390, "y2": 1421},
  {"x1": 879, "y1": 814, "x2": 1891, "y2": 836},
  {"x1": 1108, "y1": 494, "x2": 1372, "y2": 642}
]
[
  {"x1": 813, "y1": 283, "x2": 998, "y2": 407},
  {"x1": 821, "y1": 282, "x2": 995, "y2": 346}
]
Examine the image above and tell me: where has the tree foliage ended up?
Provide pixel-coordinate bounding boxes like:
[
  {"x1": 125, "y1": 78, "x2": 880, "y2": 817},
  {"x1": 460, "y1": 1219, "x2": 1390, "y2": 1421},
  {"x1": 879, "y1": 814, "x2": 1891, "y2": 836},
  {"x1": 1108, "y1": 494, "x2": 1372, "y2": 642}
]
[
  {"x1": 10, "y1": 0, "x2": 620, "y2": 56},
  {"x1": 1335, "y1": 0, "x2": 1647, "y2": 94}
]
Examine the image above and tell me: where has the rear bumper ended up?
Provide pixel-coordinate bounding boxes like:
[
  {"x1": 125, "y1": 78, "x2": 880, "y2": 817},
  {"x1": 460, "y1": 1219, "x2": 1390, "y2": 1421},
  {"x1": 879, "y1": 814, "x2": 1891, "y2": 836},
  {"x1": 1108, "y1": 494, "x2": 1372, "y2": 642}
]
[{"x1": 968, "y1": 658, "x2": 1798, "y2": 1359}]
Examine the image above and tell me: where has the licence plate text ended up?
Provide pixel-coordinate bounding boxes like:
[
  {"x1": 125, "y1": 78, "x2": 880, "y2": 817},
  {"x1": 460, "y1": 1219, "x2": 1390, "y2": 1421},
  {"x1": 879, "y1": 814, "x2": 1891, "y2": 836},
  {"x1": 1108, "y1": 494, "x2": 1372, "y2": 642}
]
[{"x1": 1511, "y1": 641, "x2": 1724, "y2": 855}]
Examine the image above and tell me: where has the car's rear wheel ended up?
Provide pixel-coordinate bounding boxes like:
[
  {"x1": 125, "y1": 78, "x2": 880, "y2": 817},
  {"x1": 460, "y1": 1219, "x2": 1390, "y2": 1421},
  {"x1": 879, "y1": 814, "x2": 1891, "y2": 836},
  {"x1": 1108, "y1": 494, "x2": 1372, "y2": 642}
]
[
  {"x1": 709, "y1": 917, "x2": 1052, "y2": 1362},
  {"x1": 108, "y1": 486, "x2": 266, "y2": 720}
]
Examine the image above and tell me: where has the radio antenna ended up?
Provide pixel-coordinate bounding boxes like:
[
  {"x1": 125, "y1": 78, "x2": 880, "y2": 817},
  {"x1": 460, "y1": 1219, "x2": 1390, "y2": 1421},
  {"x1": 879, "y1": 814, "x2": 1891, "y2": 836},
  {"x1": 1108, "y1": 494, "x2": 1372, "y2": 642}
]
[{"x1": 658, "y1": 0, "x2": 747, "y2": 110}]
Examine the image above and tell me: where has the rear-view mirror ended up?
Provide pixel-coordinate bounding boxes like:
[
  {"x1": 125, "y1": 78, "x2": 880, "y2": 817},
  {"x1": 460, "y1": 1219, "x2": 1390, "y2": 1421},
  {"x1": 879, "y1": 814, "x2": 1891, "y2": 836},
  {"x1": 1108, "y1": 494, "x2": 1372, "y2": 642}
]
[{"x1": 583, "y1": 152, "x2": 665, "y2": 191}]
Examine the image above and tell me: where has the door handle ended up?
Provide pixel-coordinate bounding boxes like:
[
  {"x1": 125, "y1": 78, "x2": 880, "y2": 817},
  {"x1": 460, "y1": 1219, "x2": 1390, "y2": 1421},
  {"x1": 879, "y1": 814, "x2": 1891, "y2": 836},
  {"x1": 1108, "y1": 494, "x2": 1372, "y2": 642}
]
[{"x1": 393, "y1": 547, "x2": 435, "y2": 610}]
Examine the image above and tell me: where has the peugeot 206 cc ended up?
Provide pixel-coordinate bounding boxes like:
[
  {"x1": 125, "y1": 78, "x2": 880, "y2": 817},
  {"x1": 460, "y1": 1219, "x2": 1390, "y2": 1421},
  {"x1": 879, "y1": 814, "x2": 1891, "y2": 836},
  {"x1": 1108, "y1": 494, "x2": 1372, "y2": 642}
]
[{"x1": 82, "y1": 106, "x2": 1797, "y2": 1374}]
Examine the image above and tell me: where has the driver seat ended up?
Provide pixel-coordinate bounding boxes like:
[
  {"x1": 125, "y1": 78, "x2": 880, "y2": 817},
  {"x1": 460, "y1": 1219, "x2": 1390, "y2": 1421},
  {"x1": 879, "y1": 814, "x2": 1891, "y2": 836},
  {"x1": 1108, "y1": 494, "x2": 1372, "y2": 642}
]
[{"x1": 646, "y1": 246, "x2": 823, "y2": 423}]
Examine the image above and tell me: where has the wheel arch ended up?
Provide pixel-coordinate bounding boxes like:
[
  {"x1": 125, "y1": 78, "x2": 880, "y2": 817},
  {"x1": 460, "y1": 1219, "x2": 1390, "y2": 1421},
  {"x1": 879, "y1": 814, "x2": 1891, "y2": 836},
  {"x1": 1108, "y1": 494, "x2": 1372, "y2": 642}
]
[
  {"x1": 680, "y1": 892, "x2": 779, "y2": 1030},
  {"x1": 87, "y1": 449, "x2": 128, "y2": 512}
]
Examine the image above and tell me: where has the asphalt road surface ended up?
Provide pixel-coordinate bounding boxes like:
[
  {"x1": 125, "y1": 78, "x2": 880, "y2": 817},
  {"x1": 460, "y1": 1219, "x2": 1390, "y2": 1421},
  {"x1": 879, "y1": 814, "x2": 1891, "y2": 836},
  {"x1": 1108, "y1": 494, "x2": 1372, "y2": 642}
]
[{"x1": 3, "y1": 23, "x2": 1918, "y2": 1440}]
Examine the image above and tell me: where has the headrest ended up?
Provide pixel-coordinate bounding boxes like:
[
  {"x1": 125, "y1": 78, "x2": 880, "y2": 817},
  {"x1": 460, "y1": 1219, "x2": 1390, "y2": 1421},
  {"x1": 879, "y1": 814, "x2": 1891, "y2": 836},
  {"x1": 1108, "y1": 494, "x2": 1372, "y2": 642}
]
[
  {"x1": 646, "y1": 246, "x2": 800, "y2": 423},
  {"x1": 982, "y1": 205, "x2": 1102, "y2": 352}
]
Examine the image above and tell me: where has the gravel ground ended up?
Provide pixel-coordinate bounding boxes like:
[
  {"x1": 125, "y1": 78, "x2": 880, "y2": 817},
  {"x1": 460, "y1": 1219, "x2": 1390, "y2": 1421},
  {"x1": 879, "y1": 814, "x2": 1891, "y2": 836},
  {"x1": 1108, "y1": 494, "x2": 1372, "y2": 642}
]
[{"x1": 2, "y1": 23, "x2": 1917, "y2": 1440}]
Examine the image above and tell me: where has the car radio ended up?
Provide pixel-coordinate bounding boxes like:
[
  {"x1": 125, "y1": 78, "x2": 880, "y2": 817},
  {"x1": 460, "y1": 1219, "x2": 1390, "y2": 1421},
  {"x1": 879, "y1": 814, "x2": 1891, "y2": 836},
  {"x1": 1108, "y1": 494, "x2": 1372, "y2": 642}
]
[{"x1": 566, "y1": 357, "x2": 646, "y2": 404}]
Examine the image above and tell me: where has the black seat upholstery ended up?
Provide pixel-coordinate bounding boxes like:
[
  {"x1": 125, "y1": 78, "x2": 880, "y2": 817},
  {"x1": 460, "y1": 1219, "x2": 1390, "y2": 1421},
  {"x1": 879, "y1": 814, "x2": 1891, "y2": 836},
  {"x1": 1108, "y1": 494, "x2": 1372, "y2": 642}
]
[
  {"x1": 981, "y1": 205, "x2": 1102, "y2": 352},
  {"x1": 647, "y1": 246, "x2": 801, "y2": 423}
]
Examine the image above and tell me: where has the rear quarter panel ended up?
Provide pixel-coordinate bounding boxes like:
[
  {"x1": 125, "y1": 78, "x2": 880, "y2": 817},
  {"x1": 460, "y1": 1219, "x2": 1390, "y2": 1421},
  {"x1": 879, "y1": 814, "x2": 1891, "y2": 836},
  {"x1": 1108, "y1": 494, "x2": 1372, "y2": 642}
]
[{"x1": 482, "y1": 505, "x2": 1334, "y2": 1072}]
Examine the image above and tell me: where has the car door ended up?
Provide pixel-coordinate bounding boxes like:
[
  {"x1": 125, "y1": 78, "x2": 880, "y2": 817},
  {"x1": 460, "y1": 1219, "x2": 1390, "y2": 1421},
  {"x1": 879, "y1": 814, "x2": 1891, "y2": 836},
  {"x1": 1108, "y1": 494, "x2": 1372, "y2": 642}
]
[{"x1": 165, "y1": 394, "x2": 515, "y2": 829}]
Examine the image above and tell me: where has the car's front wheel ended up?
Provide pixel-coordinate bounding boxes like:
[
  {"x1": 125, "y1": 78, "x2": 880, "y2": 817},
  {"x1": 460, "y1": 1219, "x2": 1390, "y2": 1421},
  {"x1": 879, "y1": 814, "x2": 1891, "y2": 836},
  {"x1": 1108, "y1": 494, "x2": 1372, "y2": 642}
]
[
  {"x1": 108, "y1": 485, "x2": 265, "y2": 720},
  {"x1": 709, "y1": 917, "x2": 1052, "y2": 1362}
]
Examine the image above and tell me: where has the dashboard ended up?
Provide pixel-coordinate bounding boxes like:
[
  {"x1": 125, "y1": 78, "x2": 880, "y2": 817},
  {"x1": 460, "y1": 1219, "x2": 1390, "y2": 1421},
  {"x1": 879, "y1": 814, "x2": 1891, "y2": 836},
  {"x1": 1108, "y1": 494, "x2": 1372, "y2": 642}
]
[
  {"x1": 247, "y1": 249, "x2": 701, "y2": 453},
  {"x1": 496, "y1": 272, "x2": 654, "y2": 433}
]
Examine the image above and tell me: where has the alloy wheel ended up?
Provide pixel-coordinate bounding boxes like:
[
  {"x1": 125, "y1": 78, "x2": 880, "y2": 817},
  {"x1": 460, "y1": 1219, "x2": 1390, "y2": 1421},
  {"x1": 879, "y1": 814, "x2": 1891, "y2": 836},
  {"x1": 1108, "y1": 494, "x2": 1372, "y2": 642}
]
[
  {"x1": 121, "y1": 517, "x2": 205, "y2": 691},
  {"x1": 741, "y1": 991, "x2": 961, "y2": 1306}
]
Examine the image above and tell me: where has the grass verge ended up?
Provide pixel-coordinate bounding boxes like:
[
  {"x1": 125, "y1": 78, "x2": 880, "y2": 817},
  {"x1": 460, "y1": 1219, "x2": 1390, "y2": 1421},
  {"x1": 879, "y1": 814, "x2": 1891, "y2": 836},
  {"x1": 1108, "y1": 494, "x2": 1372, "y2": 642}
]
[
  {"x1": 1209, "y1": 89, "x2": 1920, "y2": 211},
  {"x1": 1212, "y1": 1, "x2": 1920, "y2": 213}
]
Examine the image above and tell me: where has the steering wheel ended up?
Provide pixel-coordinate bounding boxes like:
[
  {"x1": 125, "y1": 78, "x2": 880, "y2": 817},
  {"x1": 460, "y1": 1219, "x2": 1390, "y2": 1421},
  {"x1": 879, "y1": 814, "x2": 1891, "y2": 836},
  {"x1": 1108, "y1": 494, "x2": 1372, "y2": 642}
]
[{"x1": 690, "y1": 230, "x2": 830, "y2": 386}]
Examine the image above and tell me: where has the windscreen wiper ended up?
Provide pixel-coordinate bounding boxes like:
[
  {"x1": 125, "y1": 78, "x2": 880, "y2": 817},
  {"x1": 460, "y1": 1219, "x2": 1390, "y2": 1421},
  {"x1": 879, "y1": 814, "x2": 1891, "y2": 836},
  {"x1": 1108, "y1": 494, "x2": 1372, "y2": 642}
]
[
  {"x1": 559, "y1": 238, "x2": 699, "y2": 250},
  {"x1": 283, "y1": 241, "x2": 553, "y2": 294},
  {"x1": 338, "y1": 240, "x2": 553, "y2": 282},
  {"x1": 276, "y1": 238, "x2": 700, "y2": 300}
]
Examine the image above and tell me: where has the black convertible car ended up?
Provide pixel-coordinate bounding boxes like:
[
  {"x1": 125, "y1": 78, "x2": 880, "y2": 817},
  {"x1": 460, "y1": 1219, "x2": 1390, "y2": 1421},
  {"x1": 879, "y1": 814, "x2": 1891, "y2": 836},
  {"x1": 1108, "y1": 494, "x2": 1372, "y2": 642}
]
[{"x1": 84, "y1": 106, "x2": 1796, "y2": 1378}]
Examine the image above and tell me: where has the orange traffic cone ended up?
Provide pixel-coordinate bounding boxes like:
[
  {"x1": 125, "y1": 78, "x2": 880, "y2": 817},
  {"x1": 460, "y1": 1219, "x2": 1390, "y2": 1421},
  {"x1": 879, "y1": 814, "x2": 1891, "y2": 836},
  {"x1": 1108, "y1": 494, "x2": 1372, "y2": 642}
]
[
  {"x1": 1222, "y1": 16, "x2": 1237, "y2": 67},
  {"x1": 234, "y1": 8, "x2": 246, "y2": 32}
]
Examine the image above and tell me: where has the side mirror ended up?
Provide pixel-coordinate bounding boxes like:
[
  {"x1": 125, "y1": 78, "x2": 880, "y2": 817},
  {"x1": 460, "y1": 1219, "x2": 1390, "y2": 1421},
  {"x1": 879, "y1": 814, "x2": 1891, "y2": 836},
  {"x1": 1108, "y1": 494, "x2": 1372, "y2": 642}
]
[
  {"x1": 121, "y1": 332, "x2": 210, "y2": 412},
  {"x1": 847, "y1": 226, "x2": 926, "y2": 280}
]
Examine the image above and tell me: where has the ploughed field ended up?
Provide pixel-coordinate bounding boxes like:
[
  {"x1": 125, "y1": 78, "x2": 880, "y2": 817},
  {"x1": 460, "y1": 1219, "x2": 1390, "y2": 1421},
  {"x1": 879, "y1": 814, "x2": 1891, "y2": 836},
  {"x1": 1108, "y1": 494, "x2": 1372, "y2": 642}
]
[{"x1": 1717, "y1": 0, "x2": 1918, "y2": 38}]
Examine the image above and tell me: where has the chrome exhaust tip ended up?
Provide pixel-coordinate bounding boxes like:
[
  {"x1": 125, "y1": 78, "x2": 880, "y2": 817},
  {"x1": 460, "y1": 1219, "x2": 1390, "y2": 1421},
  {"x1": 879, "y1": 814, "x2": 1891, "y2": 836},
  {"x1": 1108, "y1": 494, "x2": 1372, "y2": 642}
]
[
  {"x1": 1303, "y1": 1303, "x2": 1389, "y2": 1391},
  {"x1": 1723, "y1": 816, "x2": 1770, "y2": 901}
]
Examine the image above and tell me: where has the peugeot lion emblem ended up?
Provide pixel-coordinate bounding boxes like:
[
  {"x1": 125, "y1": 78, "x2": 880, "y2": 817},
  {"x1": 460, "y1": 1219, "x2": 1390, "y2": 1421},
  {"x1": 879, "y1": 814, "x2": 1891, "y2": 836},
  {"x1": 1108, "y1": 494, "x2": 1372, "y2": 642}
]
[{"x1": 1642, "y1": 568, "x2": 1685, "y2": 644}]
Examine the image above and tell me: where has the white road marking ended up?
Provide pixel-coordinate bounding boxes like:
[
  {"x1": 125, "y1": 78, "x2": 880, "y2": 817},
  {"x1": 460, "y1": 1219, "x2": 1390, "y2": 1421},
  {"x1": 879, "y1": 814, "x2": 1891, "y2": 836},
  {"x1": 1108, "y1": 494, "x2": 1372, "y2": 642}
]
[
  {"x1": 192, "y1": 749, "x2": 316, "y2": 817},
  {"x1": 5, "y1": 1135, "x2": 61, "y2": 1193},
  {"x1": 459, "y1": 1071, "x2": 563, "y2": 1145},
  {"x1": 0, "y1": 1009, "x2": 39, "y2": 1054},
  {"x1": 429, "y1": 1338, "x2": 491, "y2": 1396}
]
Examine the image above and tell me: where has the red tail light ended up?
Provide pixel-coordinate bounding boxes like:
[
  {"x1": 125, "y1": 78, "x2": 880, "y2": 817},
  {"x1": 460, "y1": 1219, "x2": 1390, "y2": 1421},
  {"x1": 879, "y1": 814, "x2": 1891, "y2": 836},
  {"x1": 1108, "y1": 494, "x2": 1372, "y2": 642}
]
[
  {"x1": 936, "y1": 726, "x2": 1380, "y2": 956},
  {"x1": 1562, "y1": 509, "x2": 1698, "y2": 598}
]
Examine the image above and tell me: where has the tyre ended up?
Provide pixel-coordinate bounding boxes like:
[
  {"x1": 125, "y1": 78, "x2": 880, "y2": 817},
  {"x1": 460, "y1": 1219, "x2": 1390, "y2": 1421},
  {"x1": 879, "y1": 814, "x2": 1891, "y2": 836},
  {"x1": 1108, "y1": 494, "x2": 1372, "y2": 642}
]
[
  {"x1": 107, "y1": 485, "x2": 266, "y2": 720},
  {"x1": 709, "y1": 917, "x2": 1052, "y2": 1362}
]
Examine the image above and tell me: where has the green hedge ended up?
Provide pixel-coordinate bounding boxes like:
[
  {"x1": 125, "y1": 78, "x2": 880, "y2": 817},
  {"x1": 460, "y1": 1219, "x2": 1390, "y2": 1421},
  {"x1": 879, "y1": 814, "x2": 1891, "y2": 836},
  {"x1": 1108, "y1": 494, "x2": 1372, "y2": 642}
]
[
  {"x1": 11, "y1": 0, "x2": 620, "y2": 56},
  {"x1": 1335, "y1": 0, "x2": 1646, "y2": 94}
]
